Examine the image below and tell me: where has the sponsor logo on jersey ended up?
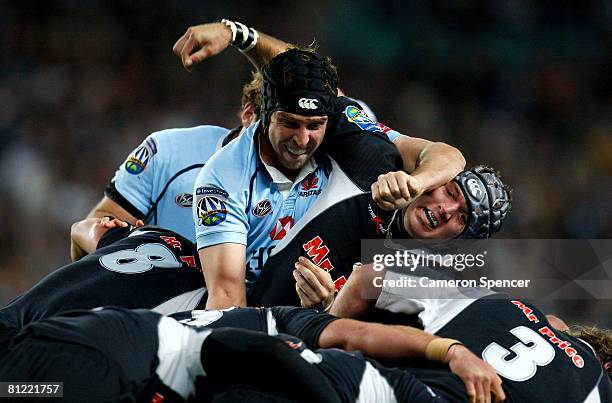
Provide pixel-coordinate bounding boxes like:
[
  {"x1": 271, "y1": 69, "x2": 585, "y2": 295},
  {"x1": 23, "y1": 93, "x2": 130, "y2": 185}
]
[
  {"x1": 125, "y1": 141, "x2": 157, "y2": 175},
  {"x1": 368, "y1": 204, "x2": 386, "y2": 234},
  {"x1": 160, "y1": 236, "x2": 182, "y2": 250},
  {"x1": 175, "y1": 193, "x2": 193, "y2": 208},
  {"x1": 195, "y1": 187, "x2": 229, "y2": 198},
  {"x1": 344, "y1": 105, "x2": 391, "y2": 134},
  {"x1": 298, "y1": 173, "x2": 322, "y2": 196},
  {"x1": 197, "y1": 196, "x2": 227, "y2": 226},
  {"x1": 302, "y1": 236, "x2": 334, "y2": 272},
  {"x1": 180, "y1": 255, "x2": 198, "y2": 269},
  {"x1": 252, "y1": 199, "x2": 273, "y2": 217},
  {"x1": 298, "y1": 98, "x2": 319, "y2": 110},
  {"x1": 269, "y1": 216, "x2": 294, "y2": 241}
]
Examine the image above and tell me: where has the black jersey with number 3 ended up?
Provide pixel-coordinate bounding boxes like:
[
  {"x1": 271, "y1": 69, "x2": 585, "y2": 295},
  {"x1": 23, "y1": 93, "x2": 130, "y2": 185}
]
[
  {"x1": 0, "y1": 226, "x2": 205, "y2": 329},
  {"x1": 435, "y1": 296, "x2": 611, "y2": 403}
]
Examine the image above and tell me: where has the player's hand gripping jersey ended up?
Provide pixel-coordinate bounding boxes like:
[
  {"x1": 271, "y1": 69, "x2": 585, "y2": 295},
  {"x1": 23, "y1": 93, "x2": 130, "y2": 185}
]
[
  {"x1": 0, "y1": 226, "x2": 205, "y2": 329},
  {"x1": 194, "y1": 97, "x2": 404, "y2": 291},
  {"x1": 106, "y1": 125, "x2": 232, "y2": 241}
]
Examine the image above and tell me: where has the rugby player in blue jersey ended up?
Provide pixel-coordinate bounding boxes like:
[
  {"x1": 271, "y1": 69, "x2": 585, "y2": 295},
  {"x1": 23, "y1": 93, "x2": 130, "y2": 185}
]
[
  {"x1": 72, "y1": 72, "x2": 266, "y2": 261},
  {"x1": 174, "y1": 20, "x2": 466, "y2": 309}
]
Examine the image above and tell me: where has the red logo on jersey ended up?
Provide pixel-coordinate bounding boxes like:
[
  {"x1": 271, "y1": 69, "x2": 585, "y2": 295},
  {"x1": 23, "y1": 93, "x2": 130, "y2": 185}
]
[
  {"x1": 269, "y1": 216, "x2": 295, "y2": 241},
  {"x1": 301, "y1": 174, "x2": 319, "y2": 191},
  {"x1": 368, "y1": 204, "x2": 386, "y2": 235},
  {"x1": 151, "y1": 393, "x2": 165, "y2": 403},
  {"x1": 334, "y1": 276, "x2": 347, "y2": 291},
  {"x1": 160, "y1": 236, "x2": 182, "y2": 250},
  {"x1": 285, "y1": 340, "x2": 303, "y2": 350},
  {"x1": 302, "y1": 236, "x2": 335, "y2": 273},
  {"x1": 180, "y1": 256, "x2": 197, "y2": 268}
]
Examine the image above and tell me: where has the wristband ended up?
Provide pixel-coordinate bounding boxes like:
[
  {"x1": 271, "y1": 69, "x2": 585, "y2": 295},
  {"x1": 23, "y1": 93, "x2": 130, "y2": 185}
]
[
  {"x1": 221, "y1": 18, "x2": 258, "y2": 52},
  {"x1": 425, "y1": 338, "x2": 463, "y2": 363}
]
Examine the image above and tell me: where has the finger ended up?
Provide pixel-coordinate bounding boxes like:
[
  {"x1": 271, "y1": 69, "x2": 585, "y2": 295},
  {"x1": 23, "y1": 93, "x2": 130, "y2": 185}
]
[
  {"x1": 475, "y1": 382, "x2": 485, "y2": 403},
  {"x1": 172, "y1": 33, "x2": 188, "y2": 56},
  {"x1": 295, "y1": 281, "x2": 313, "y2": 307},
  {"x1": 296, "y1": 282, "x2": 316, "y2": 307},
  {"x1": 483, "y1": 380, "x2": 491, "y2": 403},
  {"x1": 405, "y1": 175, "x2": 422, "y2": 196},
  {"x1": 376, "y1": 199, "x2": 398, "y2": 211},
  {"x1": 491, "y1": 379, "x2": 505, "y2": 402},
  {"x1": 377, "y1": 175, "x2": 393, "y2": 203},
  {"x1": 179, "y1": 35, "x2": 197, "y2": 70},
  {"x1": 386, "y1": 173, "x2": 402, "y2": 199},
  {"x1": 464, "y1": 381, "x2": 476, "y2": 403},
  {"x1": 135, "y1": 220, "x2": 145, "y2": 228},
  {"x1": 397, "y1": 175, "x2": 412, "y2": 200},
  {"x1": 187, "y1": 45, "x2": 213, "y2": 66},
  {"x1": 371, "y1": 182, "x2": 381, "y2": 202},
  {"x1": 111, "y1": 219, "x2": 129, "y2": 227},
  {"x1": 298, "y1": 257, "x2": 333, "y2": 288},
  {"x1": 296, "y1": 266, "x2": 327, "y2": 298},
  {"x1": 294, "y1": 269, "x2": 318, "y2": 298}
]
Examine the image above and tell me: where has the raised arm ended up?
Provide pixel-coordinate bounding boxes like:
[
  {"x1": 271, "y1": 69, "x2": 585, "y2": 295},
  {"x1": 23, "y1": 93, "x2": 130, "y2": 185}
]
[
  {"x1": 173, "y1": 20, "x2": 292, "y2": 72},
  {"x1": 373, "y1": 136, "x2": 466, "y2": 210}
]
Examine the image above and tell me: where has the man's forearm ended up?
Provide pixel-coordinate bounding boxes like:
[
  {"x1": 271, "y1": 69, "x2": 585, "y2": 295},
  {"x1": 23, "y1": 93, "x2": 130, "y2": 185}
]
[
  {"x1": 241, "y1": 31, "x2": 293, "y2": 70},
  {"x1": 199, "y1": 243, "x2": 248, "y2": 309},
  {"x1": 411, "y1": 142, "x2": 466, "y2": 192},
  {"x1": 320, "y1": 319, "x2": 435, "y2": 361}
]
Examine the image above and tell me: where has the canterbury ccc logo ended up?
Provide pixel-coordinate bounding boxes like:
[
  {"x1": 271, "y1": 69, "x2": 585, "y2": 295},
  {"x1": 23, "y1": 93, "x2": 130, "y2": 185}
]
[
  {"x1": 298, "y1": 98, "x2": 318, "y2": 110},
  {"x1": 467, "y1": 178, "x2": 483, "y2": 199}
]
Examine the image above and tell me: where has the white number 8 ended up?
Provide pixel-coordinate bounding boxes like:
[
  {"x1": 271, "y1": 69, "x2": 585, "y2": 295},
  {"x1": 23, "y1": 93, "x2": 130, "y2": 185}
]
[
  {"x1": 100, "y1": 243, "x2": 181, "y2": 274},
  {"x1": 482, "y1": 326, "x2": 555, "y2": 382}
]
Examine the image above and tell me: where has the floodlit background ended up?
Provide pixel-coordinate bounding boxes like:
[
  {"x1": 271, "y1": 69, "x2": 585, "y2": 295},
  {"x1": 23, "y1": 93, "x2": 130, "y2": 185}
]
[{"x1": 1, "y1": 1, "x2": 611, "y2": 325}]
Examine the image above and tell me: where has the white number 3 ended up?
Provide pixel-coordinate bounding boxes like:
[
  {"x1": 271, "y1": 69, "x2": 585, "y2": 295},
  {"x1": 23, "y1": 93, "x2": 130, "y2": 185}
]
[
  {"x1": 482, "y1": 326, "x2": 555, "y2": 382},
  {"x1": 100, "y1": 243, "x2": 181, "y2": 274}
]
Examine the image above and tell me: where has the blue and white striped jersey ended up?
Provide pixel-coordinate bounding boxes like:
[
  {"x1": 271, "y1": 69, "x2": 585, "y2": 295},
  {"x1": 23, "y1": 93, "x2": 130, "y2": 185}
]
[{"x1": 106, "y1": 125, "x2": 231, "y2": 242}]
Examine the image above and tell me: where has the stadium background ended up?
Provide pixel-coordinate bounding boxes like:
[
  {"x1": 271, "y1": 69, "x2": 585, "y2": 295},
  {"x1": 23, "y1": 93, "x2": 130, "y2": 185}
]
[{"x1": 0, "y1": 1, "x2": 610, "y2": 326}]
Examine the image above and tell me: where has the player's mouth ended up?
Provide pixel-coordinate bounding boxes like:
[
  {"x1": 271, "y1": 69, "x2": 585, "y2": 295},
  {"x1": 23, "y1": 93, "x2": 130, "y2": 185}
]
[
  {"x1": 285, "y1": 144, "x2": 308, "y2": 156},
  {"x1": 424, "y1": 207, "x2": 439, "y2": 229}
]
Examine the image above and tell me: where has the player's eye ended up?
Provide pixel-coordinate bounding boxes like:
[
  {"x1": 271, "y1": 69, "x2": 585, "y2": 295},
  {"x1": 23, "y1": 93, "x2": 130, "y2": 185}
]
[
  {"x1": 307, "y1": 123, "x2": 323, "y2": 130},
  {"x1": 282, "y1": 120, "x2": 300, "y2": 129}
]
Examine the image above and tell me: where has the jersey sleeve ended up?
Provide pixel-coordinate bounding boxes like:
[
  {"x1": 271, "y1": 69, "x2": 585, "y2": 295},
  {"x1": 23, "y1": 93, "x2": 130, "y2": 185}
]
[
  {"x1": 193, "y1": 152, "x2": 249, "y2": 250},
  {"x1": 322, "y1": 97, "x2": 404, "y2": 191},
  {"x1": 106, "y1": 134, "x2": 161, "y2": 218},
  {"x1": 269, "y1": 306, "x2": 339, "y2": 349}
]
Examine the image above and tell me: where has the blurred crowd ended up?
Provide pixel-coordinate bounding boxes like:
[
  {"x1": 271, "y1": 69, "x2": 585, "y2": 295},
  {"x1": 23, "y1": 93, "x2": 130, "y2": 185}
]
[{"x1": 1, "y1": 1, "x2": 610, "y2": 324}]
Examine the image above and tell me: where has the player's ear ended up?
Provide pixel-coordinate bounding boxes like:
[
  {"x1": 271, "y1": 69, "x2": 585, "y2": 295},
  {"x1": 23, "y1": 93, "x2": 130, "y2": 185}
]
[{"x1": 241, "y1": 102, "x2": 256, "y2": 128}]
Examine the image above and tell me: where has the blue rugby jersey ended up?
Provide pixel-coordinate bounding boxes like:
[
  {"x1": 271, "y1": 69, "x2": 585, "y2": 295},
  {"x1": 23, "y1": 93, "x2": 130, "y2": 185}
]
[
  {"x1": 194, "y1": 97, "x2": 407, "y2": 287},
  {"x1": 106, "y1": 125, "x2": 231, "y2": 242},
  {"x1": 193, "y1": 121, "x2": 333, "y2": 285}
]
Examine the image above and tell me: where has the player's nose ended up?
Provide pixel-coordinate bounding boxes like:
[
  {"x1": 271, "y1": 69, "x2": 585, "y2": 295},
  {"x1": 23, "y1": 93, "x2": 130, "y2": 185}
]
[
  {"x1": 293, "y1": 126, "x2": 309, "y2": 148},
  {"x1": 440, "y1": 201, "x2": 461, "y2": 221}
]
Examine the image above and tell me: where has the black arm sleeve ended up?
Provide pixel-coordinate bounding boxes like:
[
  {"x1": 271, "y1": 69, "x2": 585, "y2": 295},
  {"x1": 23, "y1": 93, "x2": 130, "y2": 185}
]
[
  {"x1": 321, "y1": 97, "x2": 404, "y2": 191},
  {"x1": 104, "y1": 182, "x2": 147, "y2": 219},
  {"x1": 269, "y1": 306, "x2": 339, "y2": 349}
]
